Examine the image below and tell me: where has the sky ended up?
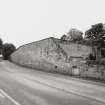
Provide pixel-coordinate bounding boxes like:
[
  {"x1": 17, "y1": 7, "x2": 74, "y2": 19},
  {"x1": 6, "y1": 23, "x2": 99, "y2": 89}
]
[{"x1": 0, "y1": 0, "x2": 105, "y2": 47}]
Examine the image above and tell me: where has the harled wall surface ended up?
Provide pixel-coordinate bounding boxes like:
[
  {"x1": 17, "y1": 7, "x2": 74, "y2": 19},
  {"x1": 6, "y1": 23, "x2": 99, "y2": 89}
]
[{"x1": 11, "y1": 37, "x2": 92, "y2": 75}]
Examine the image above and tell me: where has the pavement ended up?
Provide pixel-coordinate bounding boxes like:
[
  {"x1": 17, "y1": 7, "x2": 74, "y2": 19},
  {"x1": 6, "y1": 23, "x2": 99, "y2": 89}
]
[{"x1": 0, "y1": 61, "x2": 105, "y2": 105}]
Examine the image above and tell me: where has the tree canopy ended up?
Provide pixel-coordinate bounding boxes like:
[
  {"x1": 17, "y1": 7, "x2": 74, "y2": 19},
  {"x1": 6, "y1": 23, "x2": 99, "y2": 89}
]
[
  {"x1": 66, "y1": 28, "x2": 83, "y2": 41},
  {"x1": 60, "y1": 28, "x2": 83, "y2": 42},
  {"x1": 2, "y1": 43, "x2": 16, "y2": 60},
  {"x1": 85, "y1": 23, "x2": 105, "y2": 47},
  {"x1": 0, "y1": 38, "x2": 3, "y2": 54}
]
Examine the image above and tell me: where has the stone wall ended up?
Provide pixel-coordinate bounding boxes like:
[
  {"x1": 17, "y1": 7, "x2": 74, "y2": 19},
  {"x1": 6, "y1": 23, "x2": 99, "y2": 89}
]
[{"x1": 11, "y1": 37, "x2": 92, "y2": 75}]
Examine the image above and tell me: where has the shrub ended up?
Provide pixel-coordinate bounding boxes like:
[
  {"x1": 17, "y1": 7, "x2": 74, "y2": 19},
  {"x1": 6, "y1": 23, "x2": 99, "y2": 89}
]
[{"x1": 60, "y1": 34, "x2": 66, "y2": 42}]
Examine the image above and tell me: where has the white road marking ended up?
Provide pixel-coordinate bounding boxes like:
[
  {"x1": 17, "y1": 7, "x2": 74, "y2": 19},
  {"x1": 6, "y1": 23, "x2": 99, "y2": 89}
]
[
  {"x1": 0, "y1": 92, "x2": 5, "y2": 98},
  {"x1": 0, "y1": 89, "x2": 21, "y2": 105}
]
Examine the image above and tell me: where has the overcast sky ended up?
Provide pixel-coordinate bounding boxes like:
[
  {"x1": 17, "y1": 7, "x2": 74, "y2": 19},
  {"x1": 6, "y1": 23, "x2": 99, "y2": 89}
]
[{"x1": 0, "y1": 0, "x2": 105, "y2": 47}]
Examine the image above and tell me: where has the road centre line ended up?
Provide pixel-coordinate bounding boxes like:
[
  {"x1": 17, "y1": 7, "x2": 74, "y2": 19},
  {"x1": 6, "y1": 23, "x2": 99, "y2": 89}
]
[{"x1": 0, "y1": 89, "x2": 21, "y2": 105}]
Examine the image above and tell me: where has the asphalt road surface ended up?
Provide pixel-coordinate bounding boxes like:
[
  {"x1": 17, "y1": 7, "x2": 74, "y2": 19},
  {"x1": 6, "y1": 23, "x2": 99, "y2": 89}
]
[{"x1": 0, "y1": 61, "x2": 105, "y2": 105}]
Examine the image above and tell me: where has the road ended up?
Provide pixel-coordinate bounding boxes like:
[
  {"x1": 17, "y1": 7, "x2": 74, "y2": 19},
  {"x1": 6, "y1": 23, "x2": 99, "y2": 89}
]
[{"x1": 0, "y1": 61, "x2": 105, "y2": 105}]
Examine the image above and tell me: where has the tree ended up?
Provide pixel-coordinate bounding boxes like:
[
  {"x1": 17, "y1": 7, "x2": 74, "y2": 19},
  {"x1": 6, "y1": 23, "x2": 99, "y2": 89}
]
[
  {"x1": 85, "y1": 23, "x2": 105, "y2": 72},
  {"x1": 66, "y1": 28, "x2": 83, "y2": 42},
  {"x1": 86, "y1": 23, "x2": 105, "y2": 42},
  {"x1": 0, "y1": 38, "x2": 3, "y2": 54},
  {"x1": 60, "y1": 28, "x2": 83, "y2": 43},
  {"x1": 2, "y1": 43, "x2": 16, "y2": 60}
]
